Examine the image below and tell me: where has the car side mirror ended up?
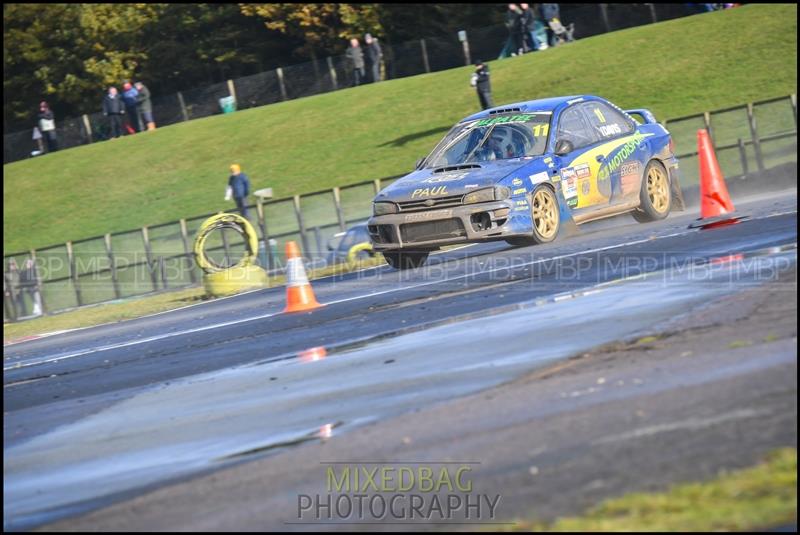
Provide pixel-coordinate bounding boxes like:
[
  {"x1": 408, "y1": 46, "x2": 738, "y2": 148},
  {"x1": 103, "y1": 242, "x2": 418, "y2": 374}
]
[
  {"x1": 554, "y1": 139, "x2": 574, "y2": 156},
  {"x1": 415, "y1": 157, "x2": 426, "y2": 170}
]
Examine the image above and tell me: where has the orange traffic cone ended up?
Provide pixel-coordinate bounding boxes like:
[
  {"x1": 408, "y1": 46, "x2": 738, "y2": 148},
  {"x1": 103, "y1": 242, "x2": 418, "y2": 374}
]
[
  {"x1": 689, "y1": 129, "x2": 747, "y2": 229},
  {"x1": 283, "y1": 241, "x2": 323, "y2": 313}
]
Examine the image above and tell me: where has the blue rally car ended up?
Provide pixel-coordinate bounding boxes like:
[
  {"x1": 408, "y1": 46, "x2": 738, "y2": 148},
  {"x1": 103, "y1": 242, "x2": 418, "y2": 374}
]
[{"x1": 368, "y1": 95, "x2": 685, "y2": 269}]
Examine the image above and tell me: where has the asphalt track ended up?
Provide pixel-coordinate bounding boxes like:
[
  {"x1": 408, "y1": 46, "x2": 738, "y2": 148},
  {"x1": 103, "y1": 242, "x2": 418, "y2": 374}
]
[{"x1": 3, "y1": 191, "x2": 798, "y2": 530}]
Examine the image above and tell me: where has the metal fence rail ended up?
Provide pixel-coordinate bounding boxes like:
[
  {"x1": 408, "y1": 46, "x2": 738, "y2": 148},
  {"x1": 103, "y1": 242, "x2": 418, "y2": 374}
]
[
  {"x1": 3, "y1": 94, "x2": 796, "y2": 323},
  {"x1": 4, "y1": 3, "x2": 707, "y2": 164}
]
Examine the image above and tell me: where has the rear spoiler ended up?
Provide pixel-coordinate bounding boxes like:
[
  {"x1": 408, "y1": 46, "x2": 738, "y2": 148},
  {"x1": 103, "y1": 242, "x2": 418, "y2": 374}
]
[{"x1": 625, "y1": 108, "x2": 658, "y2": 125}]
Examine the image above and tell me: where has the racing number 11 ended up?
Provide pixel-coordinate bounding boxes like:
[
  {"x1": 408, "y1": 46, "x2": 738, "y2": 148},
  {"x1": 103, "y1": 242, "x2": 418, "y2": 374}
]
[{"x1": 532, "y1": 124, "x2": 549, "y2": 137}]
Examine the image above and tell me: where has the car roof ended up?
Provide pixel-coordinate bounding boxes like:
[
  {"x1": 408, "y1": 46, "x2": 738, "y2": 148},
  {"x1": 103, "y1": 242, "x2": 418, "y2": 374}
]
[{"x1": 459, "y1": 95, "x2": 600, "y2": 123}]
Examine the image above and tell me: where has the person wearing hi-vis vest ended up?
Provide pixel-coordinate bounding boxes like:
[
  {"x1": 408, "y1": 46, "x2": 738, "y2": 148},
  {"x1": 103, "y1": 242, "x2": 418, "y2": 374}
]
[
  {"x1": 37, "y1": 101, "x2": 58, "y2": 153},
  {"x1": 226, "y1": 164, "x2": 251, "y2": 219}
]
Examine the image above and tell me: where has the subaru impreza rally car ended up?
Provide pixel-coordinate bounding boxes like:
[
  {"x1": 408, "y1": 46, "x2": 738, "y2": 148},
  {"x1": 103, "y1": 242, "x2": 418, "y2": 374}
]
[{"x1": 368, "y1": 95, "x2": 684, "y2": 269}]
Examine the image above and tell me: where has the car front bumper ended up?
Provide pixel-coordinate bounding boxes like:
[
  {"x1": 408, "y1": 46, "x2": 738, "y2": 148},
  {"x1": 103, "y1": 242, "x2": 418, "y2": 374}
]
[{"x1": 367, "y1": 200, "x2": 521, "y2": 251}]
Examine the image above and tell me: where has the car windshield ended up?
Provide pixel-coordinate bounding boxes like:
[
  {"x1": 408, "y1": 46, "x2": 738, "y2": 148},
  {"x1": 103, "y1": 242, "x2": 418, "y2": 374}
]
[{"x1": 424, "y1": 113, "x2": 551, "y2": 168}]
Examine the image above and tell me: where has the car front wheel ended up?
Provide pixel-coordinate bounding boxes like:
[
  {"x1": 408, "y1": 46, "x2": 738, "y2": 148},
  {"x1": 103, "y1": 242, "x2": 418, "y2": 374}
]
[
  {"x1": 382, "y1": 250, "x2": 430, "y2": 270},
  {"x1": 506, "y1": 185, "x2": 560, "y2": 246}
]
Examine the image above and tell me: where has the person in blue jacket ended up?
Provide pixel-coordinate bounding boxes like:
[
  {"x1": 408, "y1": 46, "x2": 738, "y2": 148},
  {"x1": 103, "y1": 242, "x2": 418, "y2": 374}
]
[
  {"x1": 122, "y1": 82, "x2": 141, "y2": 132},
  {"x1": 228, "y1": 164, "x2": 251, "y2": 219}
]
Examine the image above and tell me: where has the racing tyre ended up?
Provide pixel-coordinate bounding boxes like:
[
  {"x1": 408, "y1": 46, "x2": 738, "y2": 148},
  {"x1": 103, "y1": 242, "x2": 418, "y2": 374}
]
[
  {"x1": 633, "y1": 160, "x2": 671, "y2": 223},
  {"x1": 506, "y1": 185, "x2": 560, "y2": 246},
  {"x1": 383, "y1": 250, "x2": 429, "y2": 270}
]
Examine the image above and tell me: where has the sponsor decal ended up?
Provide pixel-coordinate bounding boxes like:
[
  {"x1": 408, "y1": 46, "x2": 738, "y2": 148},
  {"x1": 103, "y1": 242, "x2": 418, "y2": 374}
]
[
  {"x1": 567, "y1": 197, "x2": 578, "y2": 208},
  {"x1": 543, "y1": 157, "x2": 553, "y2": 164},
  {"x1": 620, "y1": 161, "x2": 641, "y2": 196},
  {"x1": 512, "y1": 178, "x2": 523, "y2": 186},
  {"x1": 575, "y1": 164, "x2": 590, "y2": 179},
  {"x1": 472, "y1": 112, "x2": 548, "y2": 128},
  {"x1": 512, "y1": 187, "x2": 526, "y2": 195},
  {"x1": 403, "y1": 209, "x2": 453, "y2": 222},
  {"x1": 598, "y1": 124, "x2": 622, "y2": 137},
  {"x1": 515, "y1": 199, "x2": 528, "y2": 207},
  {"x1": 561, "y1": 176, "x2": 577, "y2": 199},
  {"x1": 581, "y1": 179, "x2": 590, "y2": 196},
  {"x1": 597, "y1": 133, "x2": 649, "y2": 181},
  {"x1": 529, "y1": 171, "x2": 550, "y2": 185},
  {"x1": 514, "y1": 206, "x2": 529, "y2": 212},
  {"x1": 560, "y1": 167, "x2": 577, "y2": 180},
  {"x1": 464, "y1": 184, "x2": 479, "y2": 189},
  {"x1": 411, "y1": 186, "x2": 449, "y2": 198},
  {"x1": 423, "y1": 171, "x2": 469, "y2": 184}
]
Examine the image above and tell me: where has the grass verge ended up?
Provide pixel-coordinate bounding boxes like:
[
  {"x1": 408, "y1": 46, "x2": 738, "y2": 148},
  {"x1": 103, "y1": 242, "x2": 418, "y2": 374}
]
[
  {"x1": 3, "y1": 4, "x2": 797, "y2": 252},
  {"x1": 510, "y1": 448, "x2": 797, "y2": 531}
]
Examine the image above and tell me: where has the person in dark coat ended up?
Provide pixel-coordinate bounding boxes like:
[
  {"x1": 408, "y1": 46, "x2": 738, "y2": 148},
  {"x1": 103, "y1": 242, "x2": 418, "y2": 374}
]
[
  {"x1": 228, "y1": 164, "x2": 251, "y2": 219},
  {"x1": 364, "y1": 33, "x2": 383, "y2": 83},
  {"x1": 102, "y1": 86, "x2": 126, "y2": 139},
  {"x1": 122, "y1": 82, "x2": 141, "y2": 132},
  {"x1": 135, "y1": 81, "x2": 156, "y2": 131},
  {"x1": 520, "y1": 3, "x2": 541, "y2": 52},
  {"x1": 470, "y1": 60, "x2": 493, "y2": 110},
  {"x1": 37, "y1": 101, "x2": 58, "y2": 153},
  {"x1": 499, "y1": 4, "x2": 525, "y2": 58},
  {"x1": 345, "y1": 38, "x2": 365, "y2": 86}
]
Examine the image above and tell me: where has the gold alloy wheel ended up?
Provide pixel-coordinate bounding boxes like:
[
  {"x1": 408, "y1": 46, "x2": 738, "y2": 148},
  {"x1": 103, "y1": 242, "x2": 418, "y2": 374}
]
[
  {"x1": 646, "y1": 165, "x2": 670, "y2": 214},
  {"x1": 532, "y1": 188, "x2": 559, "y2": 239}
]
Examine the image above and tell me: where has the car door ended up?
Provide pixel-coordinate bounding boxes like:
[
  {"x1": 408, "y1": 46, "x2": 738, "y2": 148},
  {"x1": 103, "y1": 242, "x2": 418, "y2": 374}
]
[
  {"x1": 579, "y1": 100, "x2": 643, "y2": 205},
  {"x1": 552, "y1": 103, "x2": 603, "y2": 211}
]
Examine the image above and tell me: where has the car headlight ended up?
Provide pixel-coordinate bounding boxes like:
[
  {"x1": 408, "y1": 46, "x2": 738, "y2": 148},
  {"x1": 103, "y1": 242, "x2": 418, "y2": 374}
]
[
  {"x1": 462, "y1": 186, "x2": 511, "y2": 205},
  {"x1": 373, "y1": 202, "x2": 398, "y2": 216},
  {"x1": 463, "y1": 188, "x2": 495, "y2": 205}
]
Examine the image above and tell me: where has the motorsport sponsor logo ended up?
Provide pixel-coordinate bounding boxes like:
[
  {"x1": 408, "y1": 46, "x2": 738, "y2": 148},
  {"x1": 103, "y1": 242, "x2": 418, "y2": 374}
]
[
  {"x1": 464, "y1": 184, "x2": 480, "y2": 189},
  {"x1": 512, "y1": 187, "x2": 526, "y2": 195},
  {"x1": 403, "y1": 209, "x2": 453, "y2": 222},
  {"x1": 423, "y1": 171, "x2": 470, "y2": 184},
  {"x1": 581, "y1": 179, "x2": 590, "y2": 196},
  {"x1": 515, "y1": 199, "x2": 528, "y2": 207},
  {"x1": 411, "y1": 186, "x2": 449, "y2": 198},
  {"x1": 512, "y1": 178, "x2": 523, "y2": 186},
  {"x1": 575, "y1": 163, "x2": 591, "y2": 179},
  {"x1": 597, "y1": 133, "x2": 650, "y2": 181}
]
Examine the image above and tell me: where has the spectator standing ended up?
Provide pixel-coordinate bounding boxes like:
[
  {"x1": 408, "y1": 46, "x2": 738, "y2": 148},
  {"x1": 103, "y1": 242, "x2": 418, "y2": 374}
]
[
  {"x1": 122, "y1": 82, "x2": 141, "y2": 133},
  {"x1": 539, "y1": 3, "x2": 560, "y2": 48},
  {"x1": 345, "y1": 38, "x2": 365, "y2": 87},
  {"x1": 520, "y1": 3, "x2": 541, "y2": 52},
  {"x1": 102, "y1": 86, "x2": 126, "y2": 139},
  {"x1": 19, "y1": 258, "x2": 42, "y2": 317},
  {"x1": 364, "y1": 33, "x2": 383, "y2": 83},
  {"x1": 135, "y1": 81, "x2": 156, "y2": 131},
  {"x1": 32, "y1": 126, "x2": 44, "y2": 156},
  {"x1": 470, "y1": 60, "x2": 494, "y2": 110},
  {"x1": 499, "y1": 4, "x2": 525, "y2": 58},
  {"x1": 227, "y1": 164, "x2": 251, "y2": 219},
  {"x1": 37, "y1": 101, "x2": 58, "y2": 153}
]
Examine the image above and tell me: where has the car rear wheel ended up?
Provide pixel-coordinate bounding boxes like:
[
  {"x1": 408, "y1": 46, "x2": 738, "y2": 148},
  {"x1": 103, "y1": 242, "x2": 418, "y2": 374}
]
[
  {"x1": 633, "y1": 160, "x2": 671, "y2": 222},
  {"x1": 382, "y1": 250, "x2": 430, "y2": 270},
  {"x1": 505, "y1": 185, "x2": 560, "y2": 246}
]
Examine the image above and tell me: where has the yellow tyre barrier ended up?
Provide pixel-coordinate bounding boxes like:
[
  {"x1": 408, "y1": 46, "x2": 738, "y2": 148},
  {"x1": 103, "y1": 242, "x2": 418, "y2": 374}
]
[
  {"x1": 193, "y1": 213, "x2": 267, "y2": 296},
  {"x1": 346, "y1": 242, "x2": 373, "y2": 266}
]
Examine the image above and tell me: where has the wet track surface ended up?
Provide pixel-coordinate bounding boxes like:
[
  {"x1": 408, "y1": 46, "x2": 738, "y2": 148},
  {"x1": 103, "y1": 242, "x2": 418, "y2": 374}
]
[{"x1": 3, "y1": 192, "x2": 797, "y2": 530}]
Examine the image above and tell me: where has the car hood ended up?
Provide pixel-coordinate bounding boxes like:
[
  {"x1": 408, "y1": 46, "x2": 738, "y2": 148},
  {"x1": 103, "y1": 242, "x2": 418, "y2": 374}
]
[{"x1": 375, "y1": 159, "x2": 533, "y2": 202}]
